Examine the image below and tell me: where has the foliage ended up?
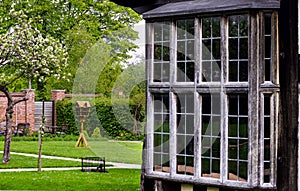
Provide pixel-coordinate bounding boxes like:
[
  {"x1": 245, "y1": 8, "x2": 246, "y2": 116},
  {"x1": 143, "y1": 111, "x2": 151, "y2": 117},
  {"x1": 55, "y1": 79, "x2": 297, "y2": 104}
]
[
  {"x1": 91, "y1": 127, "x2": 101, "y2": 138},
  {"x1": 55, "y1": 97, "x2": 145, "y2": 140},
  {"x1": 0, "y1": 169, "x2": 140, "y2": 191},
  {"x1": 0, "y1": 10, "x2": 68, "y2": 87},
  {"x1": 0, "y1": 9, "x2": 68, "y2": 164},
  {"x1": 94, "y1": 97, "x2": 144, "y2": 139},
  {"x1": 55, "y1": 99, "x2": 78, "y2": 135},
  {"x1": 96, "y1": 62, "x2": 122, "y2": 96},
  {"x1": 0, "y1": 134, "x2": 79, "y2": 142},
  {"x1": 0, "y1": 0, "x2": 142, "y2": 98},
  {"x1": 0, "y1": 0, "x2": 141, "y2": 42}
]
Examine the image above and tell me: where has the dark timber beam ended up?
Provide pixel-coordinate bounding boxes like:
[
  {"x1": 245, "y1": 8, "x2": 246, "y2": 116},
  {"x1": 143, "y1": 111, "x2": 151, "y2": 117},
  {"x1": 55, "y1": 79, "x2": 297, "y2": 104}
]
[
  {"x1": 109, "y1": 0, "x2": 187, "y2": 14},
  {"x1": 277, "y1": 0, "x2": 299, "y2": 190}
]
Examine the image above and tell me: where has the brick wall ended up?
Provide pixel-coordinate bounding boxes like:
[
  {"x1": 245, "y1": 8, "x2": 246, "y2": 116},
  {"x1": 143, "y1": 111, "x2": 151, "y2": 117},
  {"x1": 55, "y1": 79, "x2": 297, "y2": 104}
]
[
  {"x1": 51, "y1": 90, "x2": 66, "y2": 101},
  {"x1": 0, "y1": 90, "x2": 35, "y2": 131}
]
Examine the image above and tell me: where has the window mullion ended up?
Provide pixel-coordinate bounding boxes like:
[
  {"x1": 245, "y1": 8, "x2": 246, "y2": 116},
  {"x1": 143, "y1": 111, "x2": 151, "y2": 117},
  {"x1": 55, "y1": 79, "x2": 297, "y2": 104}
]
[
  {"x1": 270, "y1": 93, "x2": 277, "y2": 186},
  {"x1": 147, "y1": 22, "x2": 154, "y2": 84},
  {"x1": 170, "y1": 20, "x2": 176, "y2": 85},
  {"x1": 248, "y1": 11, "x2": 260, "y2": 186},
  {"x1": 195, "y1": 17, "x2": 201, "y2": 84},
  {"x1": 147, "y1": 92, "x2": 154, "y2": 174},
  {"x1": 220, "y1": 16, "x2": 228, "y2": 184},
  {"x1": 170, "y1": 92, "x2": 177, "y2": 177},
  {"x1": 271, "y1": 12, "x2": 279, "y2": 85},
  {"x1": 194, "y1": 17, "x2": 202, "y2": 179}
]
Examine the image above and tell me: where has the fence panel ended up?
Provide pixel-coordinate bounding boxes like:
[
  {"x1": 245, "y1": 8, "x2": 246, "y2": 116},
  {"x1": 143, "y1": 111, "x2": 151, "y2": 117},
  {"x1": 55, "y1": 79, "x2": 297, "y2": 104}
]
[{"x1": 34, "y1": 101, "x2": 54, "y2": 131}]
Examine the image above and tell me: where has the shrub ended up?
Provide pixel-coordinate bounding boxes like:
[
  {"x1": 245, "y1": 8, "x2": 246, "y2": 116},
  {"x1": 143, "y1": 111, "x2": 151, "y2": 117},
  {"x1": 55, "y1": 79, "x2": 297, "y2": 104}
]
[
  {"x1": 55, "y1": 97, "x2": 145, "y2": 140},
  {"x1": 55, "y1": 99, "x2": 78, "y2": 135},
  {"x1": 91, "y1": 127, "x2": 101, "y2": 138}
]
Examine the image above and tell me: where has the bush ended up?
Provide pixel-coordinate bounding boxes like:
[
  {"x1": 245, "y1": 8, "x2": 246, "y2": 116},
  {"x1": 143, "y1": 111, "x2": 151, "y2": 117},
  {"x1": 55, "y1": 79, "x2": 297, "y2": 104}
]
[
  {"x1": 55, "y1": 97, "x2": 145, "y2": 140},
  {"x1": 55, "y1": 99, "x2": 78, "y2": 135},
  {"x1": 0, "y1": 134, "x2": 78, "y2": 142},
  {"x1": 91, "y1": 127, "x2": 101, "y2": 138}
]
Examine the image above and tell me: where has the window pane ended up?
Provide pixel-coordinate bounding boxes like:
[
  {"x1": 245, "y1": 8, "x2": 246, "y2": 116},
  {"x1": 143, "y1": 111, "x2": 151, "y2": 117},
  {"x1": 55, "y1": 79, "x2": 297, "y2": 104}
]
[
  {"x1": 229, "y1": 38, "x2": 238, "y2": 59},
  {"x1": 176, "y1": 93, "x2": 195, "y2": 175},
  {"x1": 176, "y1": 19, "x2": 195, "y2": 83},
  {"x1": 263, "y1": 95, "x2": 272, "y2": 183},
  {"x1": 239, "y1": 117, "x2": 248, "y2": 138},
  {"x1": 153, "y1": 21, "x2": 170, "y2": 83},
  {"x1": 239, "y1": 139, "x2": 248, "y2": 160},
  {"x1": 212, "y1": 39, "x2": 221, "y2": 59},
  {"x1": 265, "y1": 59, "x2": 271, "y2": 82},
  {"x1": 240, "y1": 38, "x2": 248, "y2": 59},
  {"x1": 239, "y1": 162, "x2": 248, "y2": 181},
  {"x1": 239, "y1": 61, "x2": 248, "y2": 81},
  {"x1": 229, "y1": 61, "x2": 238, "y2": 81},
  {"x1": 264, "y1": 13, "x2": 272, "y2": 81},
  {"x1": 228, "y1": 94, "x2": 248, "y2": 182},
  {"x1": 163, "y1": 43, "x2": 170, "y2": 61},
  {"x1": 229, "y1": 117, "x2": 238, "y2": 137},
  {"x1": 202, "y1": 61, "x2": 211, "y2": 82},
  {"x1": 201, "y1": 17, "x2": 221, "y2": 82},
  {"x1": 201, "y1": 94, "x2": 221, "y2": 178},
  {"x1": 153, "y1": 93, "x2": 170, "y2": 173},
  {"x1": 229, "y1": 15, "x2": 249, "y2": 82},
  {"x1": 212, "y1": 138, "x2": 221, "y2": 158},
  {"x1": 154, "y1": 23, "x2": 162, "y2": 41}
]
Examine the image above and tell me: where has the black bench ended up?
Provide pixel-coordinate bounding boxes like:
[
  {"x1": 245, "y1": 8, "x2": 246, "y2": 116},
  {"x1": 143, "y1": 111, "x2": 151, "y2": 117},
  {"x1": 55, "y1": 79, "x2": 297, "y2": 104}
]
[{"x1": 81, "y1": 157, "x2": 106, "y2": 172}]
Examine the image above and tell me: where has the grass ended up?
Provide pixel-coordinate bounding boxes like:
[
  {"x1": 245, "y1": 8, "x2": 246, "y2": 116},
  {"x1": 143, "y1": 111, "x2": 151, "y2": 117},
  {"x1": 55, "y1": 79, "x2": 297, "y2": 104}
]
[
  {"x1": 0, "y1": 138, "x2": 142, "y2": 190},
  {"x1": 0, "y1": 154, "x2": 81, "y2": 169},
  {"x1": 0, "y1": 169, "x2": 141, "y2": 191},
  {"x1": 0, "y1": 138, "x2": 143, "y2": 164}
]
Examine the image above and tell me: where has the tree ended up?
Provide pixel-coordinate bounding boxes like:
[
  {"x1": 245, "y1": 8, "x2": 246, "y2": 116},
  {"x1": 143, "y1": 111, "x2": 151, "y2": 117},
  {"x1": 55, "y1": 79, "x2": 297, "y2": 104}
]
[
  {"x1": 0, "y1": 10, "x2": 68, "y2": 164},
  {"x1": 0, "y1": 0, "x2": 142, "y2": 99}
]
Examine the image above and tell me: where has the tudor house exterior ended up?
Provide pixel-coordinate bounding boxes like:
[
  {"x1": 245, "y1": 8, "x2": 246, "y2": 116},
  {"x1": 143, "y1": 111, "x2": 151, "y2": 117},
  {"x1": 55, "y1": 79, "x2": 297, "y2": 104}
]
[{"x1": 112, "y1": 0, "x2": 298, "y2": 191}]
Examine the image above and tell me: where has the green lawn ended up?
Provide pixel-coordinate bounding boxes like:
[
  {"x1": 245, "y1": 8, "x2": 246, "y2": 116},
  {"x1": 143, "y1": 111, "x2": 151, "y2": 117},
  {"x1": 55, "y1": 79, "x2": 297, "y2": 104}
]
[
  {"x1": 0, "y1": 154, "x2": 81, "y2": 169},
  {"x1": 0, "y1": 169, "x2": 141, "y2": 191},
  {"x1": 0, "y1": 139, "x2": 143, "y2": 164},
  {"x1": 0, "y1": 138, "x2": 142, "y2": 190}
]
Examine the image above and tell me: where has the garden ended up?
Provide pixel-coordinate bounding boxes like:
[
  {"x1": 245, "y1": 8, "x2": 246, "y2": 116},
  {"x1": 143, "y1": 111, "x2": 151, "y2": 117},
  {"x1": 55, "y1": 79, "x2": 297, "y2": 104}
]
[{"x1": 0, "y1": 137, "x2": 142, "y2": 190}]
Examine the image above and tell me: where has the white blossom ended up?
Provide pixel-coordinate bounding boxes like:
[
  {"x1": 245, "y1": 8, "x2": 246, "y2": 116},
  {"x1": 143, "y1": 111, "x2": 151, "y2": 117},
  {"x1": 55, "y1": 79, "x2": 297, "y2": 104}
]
[{"x1": 0, "y1": 10, "x2": 68, "y2": 85}]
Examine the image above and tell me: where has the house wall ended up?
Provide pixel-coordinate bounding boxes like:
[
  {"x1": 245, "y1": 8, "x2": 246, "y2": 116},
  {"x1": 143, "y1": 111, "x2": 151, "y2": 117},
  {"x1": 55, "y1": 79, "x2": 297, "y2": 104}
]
[
  {"x1": 0, "y1": 90, "x2": 35, "y2": 131},
  {"x1": 298, "y1": 85, "x2": 300, "y2": 191},
  {"x1": 298, "y1": 2, "x2": 300, "y2": 190}
]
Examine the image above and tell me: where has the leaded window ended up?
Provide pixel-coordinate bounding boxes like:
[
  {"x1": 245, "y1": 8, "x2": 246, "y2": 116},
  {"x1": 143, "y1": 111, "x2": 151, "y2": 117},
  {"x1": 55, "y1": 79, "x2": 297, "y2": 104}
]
[{"x1": 146, "y1": 11, "x2": 279, "y2": 189}]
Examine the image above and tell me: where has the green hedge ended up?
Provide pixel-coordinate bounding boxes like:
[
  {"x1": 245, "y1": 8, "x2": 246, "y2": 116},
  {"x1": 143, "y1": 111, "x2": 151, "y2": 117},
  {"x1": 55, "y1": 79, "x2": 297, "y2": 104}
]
[
  {"x1": 55, "y1": 100, "x2": 78, "y2": 135},
  {"x1": 55, "y1": 97, "x2": 144, "y2": 140}
]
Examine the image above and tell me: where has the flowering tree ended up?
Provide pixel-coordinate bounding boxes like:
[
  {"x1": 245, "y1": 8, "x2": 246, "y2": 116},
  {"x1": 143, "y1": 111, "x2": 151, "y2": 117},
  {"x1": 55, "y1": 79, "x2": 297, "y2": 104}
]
[{"x1": 0, "y1": 10, "x2": 68, "y2": 164}]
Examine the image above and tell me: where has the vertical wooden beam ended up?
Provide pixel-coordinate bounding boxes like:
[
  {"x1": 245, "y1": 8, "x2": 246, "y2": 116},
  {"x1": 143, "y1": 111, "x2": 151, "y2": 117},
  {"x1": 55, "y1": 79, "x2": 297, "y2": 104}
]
[
  {"x1": 277, "y1": 0, "x2": 299, "y2": 190},
  {"x1": 141, "y1": 22, "x2": 156, "y2": 191},
  {"x1": 249, "y1": 11, "x2": 260, "y2": 187}
]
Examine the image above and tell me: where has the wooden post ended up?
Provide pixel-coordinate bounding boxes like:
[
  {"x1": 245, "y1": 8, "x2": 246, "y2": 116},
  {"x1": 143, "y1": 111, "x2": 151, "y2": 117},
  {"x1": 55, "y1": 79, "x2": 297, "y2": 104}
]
[
  {"x1": 75, "y1": 119, "x2": 89, "y2": 148},
  {"x1": 277, "y1": 0, "x2": 299, "y2": 190}
]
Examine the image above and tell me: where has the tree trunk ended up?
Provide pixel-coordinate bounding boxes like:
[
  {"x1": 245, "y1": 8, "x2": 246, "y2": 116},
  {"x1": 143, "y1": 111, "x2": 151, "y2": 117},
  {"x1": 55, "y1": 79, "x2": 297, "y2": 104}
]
[
  {"x1": 134, "y1": 104, "x2": 142, "y2": 135},
  {"x1": 1, "y1": 88, "x2": 29, "y2": 164},
  {"x1": 37, "y1": 116, "x2": 44, "y2": 172},
  {"x1": 2, "y1": 100, "x2": 14, "y2": 164}
]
